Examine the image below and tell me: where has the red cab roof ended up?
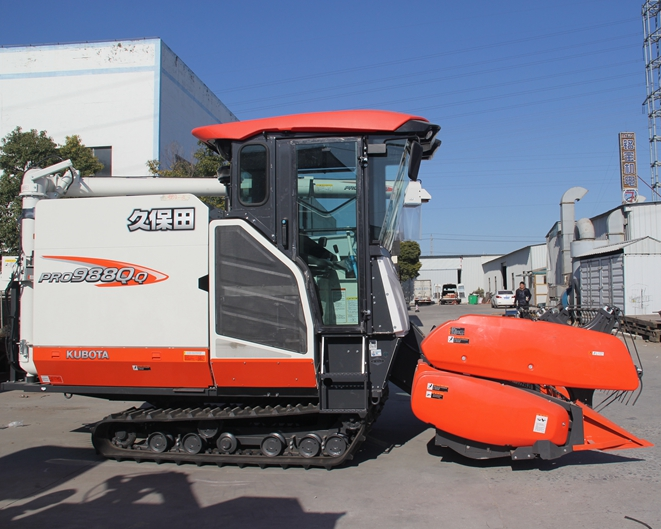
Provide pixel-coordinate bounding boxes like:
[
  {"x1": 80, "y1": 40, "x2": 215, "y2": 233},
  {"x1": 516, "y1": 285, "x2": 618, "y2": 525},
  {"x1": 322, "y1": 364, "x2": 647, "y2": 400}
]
[{"x1": 192, "y1": 110, "x2": 428, "y2": 142}]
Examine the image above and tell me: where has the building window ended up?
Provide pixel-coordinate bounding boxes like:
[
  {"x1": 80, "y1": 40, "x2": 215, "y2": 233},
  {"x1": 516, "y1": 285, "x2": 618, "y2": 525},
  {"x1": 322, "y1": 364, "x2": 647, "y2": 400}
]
[{"x1": 91, "y1": 147, "x2": 112, "y2": 176}]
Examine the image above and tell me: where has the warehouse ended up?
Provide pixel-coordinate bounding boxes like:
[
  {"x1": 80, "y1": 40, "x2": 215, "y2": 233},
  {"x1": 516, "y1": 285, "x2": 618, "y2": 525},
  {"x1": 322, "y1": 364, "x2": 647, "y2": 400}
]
[{"x1": 418, "y1": 254, "x2": 500, "y2": 302}]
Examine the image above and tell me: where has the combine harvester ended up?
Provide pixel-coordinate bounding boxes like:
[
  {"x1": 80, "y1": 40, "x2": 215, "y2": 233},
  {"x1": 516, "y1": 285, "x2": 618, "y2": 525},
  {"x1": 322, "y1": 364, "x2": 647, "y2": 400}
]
[{"x1": 2, "y1": 110, "x2": 651, "y2": 467}]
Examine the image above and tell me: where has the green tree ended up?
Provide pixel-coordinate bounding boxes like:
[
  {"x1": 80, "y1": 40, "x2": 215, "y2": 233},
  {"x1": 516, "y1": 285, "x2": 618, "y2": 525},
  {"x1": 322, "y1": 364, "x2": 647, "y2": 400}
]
[
  {"x1": 0, "y1": 127, "x2": 102, "y2": 254},
  {"x1": 59, "y1": 135, "x2": 104, "y2": 176},
  {"x1": 398, "y1": 240, "x2": 422, "y2": 282},
  {"x1": 147, "y1": 141, "x2": 226, "y2": 209}
]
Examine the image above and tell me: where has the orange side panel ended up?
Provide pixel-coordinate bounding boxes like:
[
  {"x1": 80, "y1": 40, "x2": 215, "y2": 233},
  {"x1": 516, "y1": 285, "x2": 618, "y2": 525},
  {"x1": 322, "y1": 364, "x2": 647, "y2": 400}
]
[
  {"x1": 211, "y1": 358, "x2": 317, "y2": 388},
  {"x1": 411, "y1": 363, "x2": 570, "y2": 447},
  {"x1": 34, "y1": 347, "x2": 213, "y2": 388},
  {"x1": 573, "y1": 402, "x2": 653, "y2": 452},
  {"x1": 421, "y1": 315, "x2": 639, "y2": 390}
]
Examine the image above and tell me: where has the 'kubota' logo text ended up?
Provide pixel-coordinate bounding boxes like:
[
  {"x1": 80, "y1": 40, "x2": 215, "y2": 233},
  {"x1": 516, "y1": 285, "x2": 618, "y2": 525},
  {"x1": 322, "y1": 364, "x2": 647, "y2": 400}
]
[
  {"x1": 38, "y1": 256, "x2": 168, "y2": 287},
  {"x1": 66, "y1": 350, "x2": 109, "y2": 359}
]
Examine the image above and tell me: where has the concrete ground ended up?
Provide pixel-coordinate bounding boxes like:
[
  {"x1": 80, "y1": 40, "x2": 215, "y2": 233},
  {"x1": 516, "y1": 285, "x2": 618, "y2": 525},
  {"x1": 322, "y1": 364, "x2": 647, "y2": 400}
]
[{"x1": 0, "y1": 303, "x2": 659, "y2": 529}]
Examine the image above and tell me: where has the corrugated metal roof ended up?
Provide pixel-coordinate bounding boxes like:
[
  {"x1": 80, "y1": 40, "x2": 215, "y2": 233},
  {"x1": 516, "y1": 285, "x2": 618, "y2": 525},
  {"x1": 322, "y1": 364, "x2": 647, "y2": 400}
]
[{"x1": 573, "y1": 237, "x2": 661, "y2": 258}]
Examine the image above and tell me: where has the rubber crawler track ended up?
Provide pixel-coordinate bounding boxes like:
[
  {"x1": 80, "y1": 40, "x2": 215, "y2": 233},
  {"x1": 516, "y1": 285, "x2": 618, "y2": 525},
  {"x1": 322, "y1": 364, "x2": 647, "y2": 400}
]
[{"x1": 91, "y1": 403, "x2": 368, "y2": 469}]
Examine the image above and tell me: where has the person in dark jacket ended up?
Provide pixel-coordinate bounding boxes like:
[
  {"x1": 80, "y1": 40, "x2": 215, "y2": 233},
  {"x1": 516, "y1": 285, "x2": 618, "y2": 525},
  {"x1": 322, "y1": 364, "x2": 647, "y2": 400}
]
[{"x1": 514, "y1": 281, "x2": 531, "y2": 308}]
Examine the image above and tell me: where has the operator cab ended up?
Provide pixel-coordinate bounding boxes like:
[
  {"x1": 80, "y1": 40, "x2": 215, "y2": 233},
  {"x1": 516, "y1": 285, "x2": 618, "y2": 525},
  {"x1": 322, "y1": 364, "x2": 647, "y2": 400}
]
[
  {"x1": 194, "y1": 111, "x2": 439, "y2": 407},
  {"x1": 194, "y1": 111, "x2": 440, "y2": 332}
]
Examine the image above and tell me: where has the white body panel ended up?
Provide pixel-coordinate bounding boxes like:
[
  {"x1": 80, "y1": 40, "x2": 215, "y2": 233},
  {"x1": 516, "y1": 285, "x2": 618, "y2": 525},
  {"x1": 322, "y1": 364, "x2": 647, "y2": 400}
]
[
  {"x1": 208, "y1": 219, "x2": 314, "y2": 361},
  {"x1": 32, "y1": 194, "x2": 209, "y2": 347}
]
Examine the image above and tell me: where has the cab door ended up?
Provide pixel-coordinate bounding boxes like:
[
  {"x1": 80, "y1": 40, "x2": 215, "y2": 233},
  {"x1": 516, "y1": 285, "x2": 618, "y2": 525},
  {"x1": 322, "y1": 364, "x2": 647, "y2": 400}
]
[
  {"x1": 208, "y1": 140, "x2": 317, "y2": 395},
  {"x1": 278, "y1": 137, "x2": 371, "y2": 412}
]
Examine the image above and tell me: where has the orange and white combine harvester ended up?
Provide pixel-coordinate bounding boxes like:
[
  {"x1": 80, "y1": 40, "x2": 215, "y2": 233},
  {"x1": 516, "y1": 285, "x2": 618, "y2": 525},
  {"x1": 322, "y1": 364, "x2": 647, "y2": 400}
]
[{"x1": 2, "y1": 111, "x2": 651, "y2": 467}]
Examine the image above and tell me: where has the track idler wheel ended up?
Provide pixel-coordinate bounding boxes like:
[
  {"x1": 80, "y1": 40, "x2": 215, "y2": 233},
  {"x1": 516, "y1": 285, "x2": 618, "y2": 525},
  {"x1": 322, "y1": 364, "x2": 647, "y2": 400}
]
[
  {"x1": 261, "y1": 433, "x2": 286, "y2": 457},
  {"x1": 112, "y1": 429, "x2": 136, "y2": 448},
  {"x1": 148, "y1": 432, "x2": 174, "y2": 453},
  {"x1": 298, "y1": 434, "x2": 322, "y2": 458},
  {"x1": 324, "y1": 434, "x2": 348, "y2": 457},
  {"x1": 216, "y1": 432, "x2": 238, "y2": 454},
  {"x1": 182, "y1": 433, "x2": 205, "y2": 455}
]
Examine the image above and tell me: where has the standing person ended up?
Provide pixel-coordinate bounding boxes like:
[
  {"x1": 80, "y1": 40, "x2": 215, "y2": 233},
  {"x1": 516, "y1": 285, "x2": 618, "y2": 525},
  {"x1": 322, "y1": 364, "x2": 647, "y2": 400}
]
[{"x1": 514, "y1": 281, "x2": 531, "y2": 309}]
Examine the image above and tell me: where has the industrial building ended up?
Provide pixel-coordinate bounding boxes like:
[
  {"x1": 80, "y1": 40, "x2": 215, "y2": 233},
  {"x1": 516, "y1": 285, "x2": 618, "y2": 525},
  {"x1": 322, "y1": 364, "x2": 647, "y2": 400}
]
[
  {"x1": 547, "y1": 196, "x2": 661, "y2": 316},
  {"x1": 0, "y1": 38, "x2": 237, "y2": 176}
]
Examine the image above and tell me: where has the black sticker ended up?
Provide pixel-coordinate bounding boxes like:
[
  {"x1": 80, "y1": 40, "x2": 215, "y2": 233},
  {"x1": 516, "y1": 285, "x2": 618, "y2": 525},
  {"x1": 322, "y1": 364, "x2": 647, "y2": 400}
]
[
  {"x1": 449, "y1": 336, "x2": 469, "y2": 344},
  {"x1": 450, "y1": 327, "x2": 465, "y2": 336}
]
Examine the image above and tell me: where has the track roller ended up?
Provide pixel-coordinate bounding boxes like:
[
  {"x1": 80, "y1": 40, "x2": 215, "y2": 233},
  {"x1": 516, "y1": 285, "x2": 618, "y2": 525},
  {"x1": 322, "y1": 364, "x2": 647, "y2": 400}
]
[
  {"x1": 216, "y1": 432, "x2": 238, "y2": 454},
  {"x1": 182, "y1": 433, "x2": 205, "y2": 454},
  {"x1": 298, "y1": 434, "x2": 322, "y2": 458},
  {"x1": 261, "y1": 433, "x2": 286, "y2": 457},
  {"x1": 324, "y1": 434, "x2": 348, "y2": 457},
  {"x1": 148, "y1": 432, "x2": 173, "y2": 453}
]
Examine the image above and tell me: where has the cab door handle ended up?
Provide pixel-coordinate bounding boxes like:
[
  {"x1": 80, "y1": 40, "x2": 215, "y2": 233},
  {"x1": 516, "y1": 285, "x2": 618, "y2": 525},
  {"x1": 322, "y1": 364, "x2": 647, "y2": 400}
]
[{"x1": 281, "y1": 218, "x2": 289, "y2": 249}]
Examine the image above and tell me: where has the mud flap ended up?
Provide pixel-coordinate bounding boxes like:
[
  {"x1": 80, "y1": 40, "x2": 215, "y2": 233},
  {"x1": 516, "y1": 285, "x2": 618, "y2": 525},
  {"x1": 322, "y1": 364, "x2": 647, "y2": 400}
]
[{"x1": 389, "y1": 324, "x2": 425, "y2": 395}]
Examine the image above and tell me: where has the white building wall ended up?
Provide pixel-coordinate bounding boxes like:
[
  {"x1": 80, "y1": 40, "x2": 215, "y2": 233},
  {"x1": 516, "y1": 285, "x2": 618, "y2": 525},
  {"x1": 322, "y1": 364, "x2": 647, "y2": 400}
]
[
  {"x1": 624, "y1": 253, "x2": 661, "y2": 315},
  {"x1": 626, "y1": 203, "x2": 661, "y2": 241},
  {"x1": 0, "y1": 39, "x2": 237, "y2": 177},
  {"x1": 419, "y1": 256, "x2": 494, "y2": 299},
  {"x1": 1, "y1": 41, "x2": 159, "y2": 175},
  {"x1": 530, "y1": 244, "x2": 547, "y2": 271},
  {"x1": 483, "y1": 244, "x2": 547, "y2": 302}
]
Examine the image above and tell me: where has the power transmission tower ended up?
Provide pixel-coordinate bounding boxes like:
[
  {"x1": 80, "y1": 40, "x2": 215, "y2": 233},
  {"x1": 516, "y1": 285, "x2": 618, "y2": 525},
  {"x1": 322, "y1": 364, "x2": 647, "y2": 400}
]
[{"x1": 643, "y1": 0, "x2": 661, "y2": 200}]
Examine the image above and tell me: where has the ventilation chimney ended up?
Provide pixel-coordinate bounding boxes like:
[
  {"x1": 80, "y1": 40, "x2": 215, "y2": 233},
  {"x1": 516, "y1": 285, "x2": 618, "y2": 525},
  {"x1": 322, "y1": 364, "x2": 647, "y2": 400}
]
[{"x1": 560, "y1": 187, "x2": 588, "y2": 282}]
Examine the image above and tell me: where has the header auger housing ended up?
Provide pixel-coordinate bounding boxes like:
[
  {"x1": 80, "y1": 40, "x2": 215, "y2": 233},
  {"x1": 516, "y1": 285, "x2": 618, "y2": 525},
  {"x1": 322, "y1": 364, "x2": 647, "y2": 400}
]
[
  {"x1": 412, "y1": 315, "x2": 651, "y2": 460},
  {"x1": 1, "y1": 110, "x2": 650, "y2": 468}
]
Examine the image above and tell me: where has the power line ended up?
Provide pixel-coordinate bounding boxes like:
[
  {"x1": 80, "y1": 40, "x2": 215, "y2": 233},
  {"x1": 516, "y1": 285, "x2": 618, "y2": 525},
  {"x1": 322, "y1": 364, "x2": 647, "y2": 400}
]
[
  {"x1": 227, "y1": 37, "x2": 637, "y2": 111},
  {"x1": 214, "y1": 17, "x2": 639, "y2": 96}
]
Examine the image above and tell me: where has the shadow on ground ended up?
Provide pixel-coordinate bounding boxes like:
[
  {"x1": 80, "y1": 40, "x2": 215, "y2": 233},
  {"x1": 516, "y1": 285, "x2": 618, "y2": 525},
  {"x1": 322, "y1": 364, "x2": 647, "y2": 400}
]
[
  {"x1": 350, "y1": 384, "x2": 429, "y2": 466},
  {"x1": 0, "y1": 447, "x2": 344, "y2": 529}
]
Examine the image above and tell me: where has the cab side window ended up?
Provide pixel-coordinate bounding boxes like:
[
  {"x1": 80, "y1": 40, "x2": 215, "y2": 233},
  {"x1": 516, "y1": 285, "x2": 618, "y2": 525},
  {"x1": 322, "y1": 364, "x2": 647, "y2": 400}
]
[{"x1": 238, "y1": 144, "x2": 268, "y2": 205}]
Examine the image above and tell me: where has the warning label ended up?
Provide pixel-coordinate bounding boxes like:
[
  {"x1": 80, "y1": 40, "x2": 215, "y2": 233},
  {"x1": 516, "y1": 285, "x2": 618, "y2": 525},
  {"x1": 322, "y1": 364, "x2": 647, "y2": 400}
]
[{"x1": 533, "y1": 415, "x2": 548, "y2": 434}]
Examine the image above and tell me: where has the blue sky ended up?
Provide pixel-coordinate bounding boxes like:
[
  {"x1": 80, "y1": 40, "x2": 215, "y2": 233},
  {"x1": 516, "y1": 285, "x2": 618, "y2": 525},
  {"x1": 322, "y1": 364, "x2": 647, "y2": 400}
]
[{"x1": 1, "y1": 0, "x2": 653, "y2": 256}]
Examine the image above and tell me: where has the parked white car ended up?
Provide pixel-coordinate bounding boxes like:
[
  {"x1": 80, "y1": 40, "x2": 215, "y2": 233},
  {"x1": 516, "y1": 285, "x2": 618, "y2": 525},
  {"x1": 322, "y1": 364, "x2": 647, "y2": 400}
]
[{"x1": 491, "y1": 290, "x2": 515, "y2": 308}]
